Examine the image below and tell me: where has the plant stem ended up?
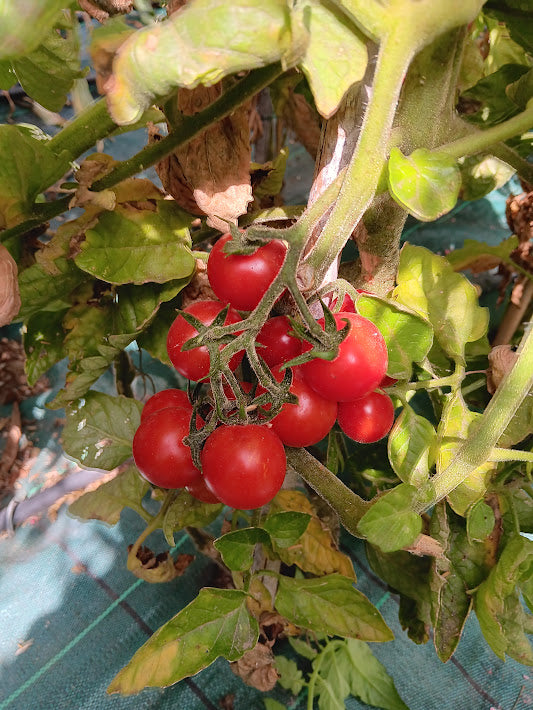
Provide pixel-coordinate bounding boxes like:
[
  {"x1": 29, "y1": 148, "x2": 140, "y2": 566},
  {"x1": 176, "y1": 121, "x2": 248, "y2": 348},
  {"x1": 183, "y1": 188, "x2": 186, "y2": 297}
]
[
  {"x1": 127, "y1": 490, "x2": 177, "y2": 567},
  {"x1": 47, "y1": 98, "x2": 117, "y2": 160},
  {"x1": 438, "y1": 104, "x2": 533, "y2": 161},
  {"x1": 304, "y1": 28, "x2": 416, "y2": 287},
  {"x1": 414, "y1": 323, "x2": 533, "y2": 511},
  {"x1": 286, "y1": 448, "x2": 370, "y2": 536},
  {"x1": 489, "y1": 449, "x2": 533, "y2": 464}
]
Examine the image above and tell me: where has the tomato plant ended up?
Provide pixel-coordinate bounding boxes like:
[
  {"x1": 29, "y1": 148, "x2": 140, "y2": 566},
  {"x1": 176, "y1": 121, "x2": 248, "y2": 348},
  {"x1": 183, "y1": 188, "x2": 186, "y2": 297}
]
[
  {"x1": 201, "y1": 424, "x2": 286, "y2": 508},
  {"x1": 207, "y1": 233, "x2": 286, "y2": 311},
  {"x1": 2, "y1": 0, "x2": 533, "y2": 707}
]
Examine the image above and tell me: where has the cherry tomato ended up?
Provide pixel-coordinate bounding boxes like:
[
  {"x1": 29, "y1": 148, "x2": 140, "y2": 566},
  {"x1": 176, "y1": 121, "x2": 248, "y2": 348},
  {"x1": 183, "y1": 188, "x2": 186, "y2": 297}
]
[
  {"x1": 133, "y1": 407, "x2": 199, "y2": 488},
  {"x1": 257, "y1": 366, "x2": 337, "y2": 447},
  {"x1": 167, "y1": 299, "x2": 244, "y2": 382},
  {"x1": 141, "y1": 388, "x2": 191, "y2": 421},
  {"x1": 256, "y1": 315, "x2": 302, "y2": 368},
  {"x1": 207, "y1": 233, "x2": 286, "y2": 311},
  {"x1": 201, "y1": 424, "x2": 286, "y2": 509},
  {"x1": 337, "y1": 390, "x2": 395, "y2": 443},
  {"x1": 186, "y1": 475, "x2": 221, "y2": 504},
  {"x1": 379, "y1": 375, "x2": 398, "y2": 388},
  {"x1": 301, "y1": 312, "x2": 388, "y2": 402}
]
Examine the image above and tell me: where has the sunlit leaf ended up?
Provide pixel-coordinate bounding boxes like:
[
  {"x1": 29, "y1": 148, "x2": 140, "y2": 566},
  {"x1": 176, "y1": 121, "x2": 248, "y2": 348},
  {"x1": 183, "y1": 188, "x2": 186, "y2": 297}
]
[
  {"x1": 358, "y1": 484, "x2": 422, "y2": 553},
  {"x1": 275, "y1": 574, "x2": 393, "y2": 642},
  {"x1": 0, "y1": 1, "x2": 70, "y2": 59},
  {"x1": 344, "y1": 639, "x2": 409, "y2": 710},
  {"x1": 393, "y1": 244, "x2": 489, "y2": 365},
  {"x1": 388, "y1": 405, "x2": 436, "y2": 487},
  {"x1": 214, "y1": 528, "x2": 270, "y2": 571},
  {"x1": 263, "y1": 511, "x2": 310, "y2": 548},
  {"x1": 108, "y1": 588, "x2": 258, "y2": 693},
  {"x1": 388, "y1": 147, "x2": 461, "y2": 222},
  {"x1": 357, "y1": 295, "x2": 433, "y2": 380},
  {"x1": 63, "y1": 391, "x2": 142, "y2": 470},
  {"x1": 446, "y1": 236, "x2": 520, "y2": 273},
  {"x1": 68, "y1": 466, "x2": 149, "y2": 524},
  {"x1": 458, "y1": 155, "x2": 515, "y2": 201}
]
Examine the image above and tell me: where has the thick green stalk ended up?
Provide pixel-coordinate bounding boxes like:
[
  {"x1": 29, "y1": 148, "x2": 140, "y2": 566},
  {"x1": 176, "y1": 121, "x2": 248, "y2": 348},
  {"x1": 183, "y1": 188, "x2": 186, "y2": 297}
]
[
  {"x1": 414, "y1": 324, "x2": 533, "y2": 511},
  {"x1": 304, "y1": 28, "x2": 416, "y2": 287},
  {"x1": 47, "y1": 98, "x2": 117, "y2": 160},
  {"x1": 286, "y1": 448, "x2": 370, "y2": 536}
]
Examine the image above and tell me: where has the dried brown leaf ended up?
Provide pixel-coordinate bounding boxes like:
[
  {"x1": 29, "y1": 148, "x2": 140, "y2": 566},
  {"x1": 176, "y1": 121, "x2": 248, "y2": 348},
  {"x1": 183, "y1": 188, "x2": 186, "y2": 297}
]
[
  {"x1": 0, "y1": 244, "x2": 21, "y2": 326},
  {"x1": 230, "y1": 643, "x2": 278, "y2": 692},
  {"x1": 487, "y1": 344, "x2": 518, "y2": 394}
]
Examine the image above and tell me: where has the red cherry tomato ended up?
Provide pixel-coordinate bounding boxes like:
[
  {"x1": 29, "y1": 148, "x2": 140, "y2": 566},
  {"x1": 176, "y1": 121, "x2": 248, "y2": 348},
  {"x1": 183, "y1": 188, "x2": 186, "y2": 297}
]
[
  {"x1": 207, "y1": 233, "x2": 286, "y2": 311},
  {"x1": 301, "y1": 312, "x2": 388, "y2": 402},
  {"x1": 201, "y1": 424, "x2": 286, "y2": 509},
  {"x1": 337, "y1": 390, "x2": 395, "y2": 443},
  {"x1": 167, "y1": 300, "x2": 244, "y2": 382},
  {"x1": 186, "y1": 475, "x2": 221, "y2": 504},
  {"x1": 379, "y1": 375, "x2": 398, "y2": 388},
  {"x1": 141, "y1": 388, "x2": 191, "y2": 421},
  {"x1": 133, "y1": 407, "x2": 199, "y2": 488},
  {"x1": 256, "y1": 316, "x2": 302, "y2": 368},
  {"x1": 257, "y1": 366, "x2": 337, "y2": 447}
]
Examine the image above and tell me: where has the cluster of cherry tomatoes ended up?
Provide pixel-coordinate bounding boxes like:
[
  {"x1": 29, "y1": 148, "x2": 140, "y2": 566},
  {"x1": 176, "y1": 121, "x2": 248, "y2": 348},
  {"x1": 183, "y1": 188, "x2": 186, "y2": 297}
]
[{"x1": 132, "y1": 234, "x2": 395, "y2": 510}]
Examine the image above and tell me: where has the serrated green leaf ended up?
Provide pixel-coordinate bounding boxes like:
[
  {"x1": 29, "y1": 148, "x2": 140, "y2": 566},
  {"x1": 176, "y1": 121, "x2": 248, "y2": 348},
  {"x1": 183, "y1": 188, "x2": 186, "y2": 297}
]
[
  {"x1": 18, "y1": 258, "x2": 86, "y2": 321},
  {"x1": 68, "y1": 466, "x2": 149, "y2": 524},
  {"x1": 263, "y1": 511, "x2": 310, "y2": 548},
  {"x1": 162, "y1": 491, "x2": 222, "y2": 546},
  {"x1": 75, "y1": 202, "x2": 195, "y2": 285},
  {"x1": 108, "y1": 588, "x2": 258, "y2": 694},
  {"x1": 344, "y1": 639, "x2": 410, "y2": 710},
  {"x1": 358, "y1": 484, "x2": 422, "y2": 553},
  {"x1": 429, "y1": 502, "x2": 489, "y2": 662},
  {"x1": 63, "y1": 391, "x2": 142, "y2": 470},
  {"x1": 437, "y1": 391, "x2": 496, "y2": 516},
  {"x1": 393, "y1": 244, "x2": 489, "y2": 364},
  {"x1": 0, "y1": 1, "x2": 70, "y2": 59},
  {"x1": 0, "y1": 125, "x2": 66, "y2": 230},
  {"x1": 467, "y1": 500, "x2": 496, "y2": 542},
  {"x1": 275, "y1": 655, "x2": 305, "y2": 695},
  {"x1": 388, "y1": 405, "x2": 435, "y2": 487},
  {"x1": 446, "y1": 236, "x2": 520, "y2": 273},
  {"x1": 106, "y1": 0, "x2": 304, "y2": 125},
  {"x1": 388, "y1": 147, "x2": 461, "y2": 222},
  {"x1": 458, "y1": 155, "x2": 515, "y2": 201},
  {"x1": 214, "y1": 528, "x2": 270, "y2": 571},
  {"x1": 12, "y1": 19, "x2": 84, "y2": 111},
  {"x1": 356, "y1": 296, "x2": 433, "y2": 380},
  {"x1": 299, "y1": 0, "x2": 367, "y2": 118},
  {"x1": 288, "y1": 636, "x2": 318, "y2": 660},
  {"x1": 475, "y1": 534, "x2": 533, "y2": 664},
  {"x1": 275, "y1": 574, "x2": 393, "y2": 642},
  {"x1": 23, "y1": 308, "x2": 69, "y2": 386}
]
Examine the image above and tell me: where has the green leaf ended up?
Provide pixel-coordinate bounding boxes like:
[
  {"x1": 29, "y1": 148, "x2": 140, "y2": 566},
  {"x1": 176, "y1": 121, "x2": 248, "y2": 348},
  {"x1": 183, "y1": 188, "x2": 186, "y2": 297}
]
[
  {"x1": 358, "y1": 484, "x2": 422, "y2": 553},
  {"x1": 298, "y1": 0, "x2": 367, "y2": 118},
  {"x1": 0, "y1": 1, "x2": 70, "y2": 59},
  {"x1": 458, "y1": 155, "x2": 515, "y2": 201},
  {"x1": 251, "y1": 147, "x2": 289, "y2": 200},
  {"x1": 393, "y1": 244, "x2": 489, "y2": 364},
  {"x1": 356, "y1": 296, "x2": 433, "y2": 380},
  {"x1": 18, "y1": 258, "x2": 86, "y2": 321},
  {"x1": 474, "y1": 534, "x2": 533, "y2": 664},
  {"x1": 461, "y1": 63, "x2": 529, "y2": 127},
  {"x1": 23, "y1": 308, "x2": 69, "y2": 386},
  {"x1": 275, "y1": 574, "x2": 393, "y2": 642},
  {"x1": 316, "y1": 647, "x2": 350, "y2": 710},
  {"x1": 214, "y1": 528, "x2": 270, "y2": 572},
  {"x1": 487, "y1": 5, "x2": 533, "y2": 55},
  {"x1": 388, "y1": 147, "x2": 461, "y2": 222},
  {"x1": 437, "y1": 391, "x2": 495, "y2": 516},
  {"x1": 68, "y1": 466, "x2": 149, "y2": 524},
  {"x1": 467, "y1": 500, "x2": 496, "y2": 542},
  {"x1": 343, "y1": 639, "x2": 409, "y2": 710},
  {"x1": 498, "y1": 388, "x2": 533, "y2": 447},
  {"x1": 388, "y1": 405, "x2": 436, "y2": 487},
  {"x1": 106, "y1": 0, "x2": 304, "y2": 124},
  {"x1": 288, "y1": 636, "x2": 318, "y2": 660},
  {"x1": 275, "y1": 656, "x2": 305, "y2": 695},
  {"x1": 108, "y1": 588, "x2": 259, "y2": 694},
  {"x1": 264, "y1": 700, "x2": 288, "y2": 710},
  {"x1": 0, "y1": 60, "x2": 15, "y2": 89},
  {"x1": 0, "y1": 125, "x2": 66, "y2": 229},
  {"x1": 63, "y1": 391, "x2": 142, "y2": 470},
  {"x1": 429, "y1": 502, "x2": 489, "y2": 662},
  {"x1": 12, "y1": 19, "x2": 84, "y2": 112},
  {"x1": 162, "y1": 491, "x2": 222, "y2": 546},
  {"x1": 263, "y1": 511, "x2": 310, "y2": 548},
  {"x1": 75, "y1": 202, "x2": 195, "y2": 285},
  {"x1": 446, "y1": 236, "x2": 520, "y2": 273}
]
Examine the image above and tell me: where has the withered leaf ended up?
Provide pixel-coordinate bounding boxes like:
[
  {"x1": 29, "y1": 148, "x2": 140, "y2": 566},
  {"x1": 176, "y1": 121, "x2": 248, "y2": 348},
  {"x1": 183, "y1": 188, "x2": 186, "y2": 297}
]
[
  {"x1": 0, "y1": 244, "x2": 21, "y2": 326},
  {"x1": 230, "y1": 642, "x2": 278, "y2": 692}
]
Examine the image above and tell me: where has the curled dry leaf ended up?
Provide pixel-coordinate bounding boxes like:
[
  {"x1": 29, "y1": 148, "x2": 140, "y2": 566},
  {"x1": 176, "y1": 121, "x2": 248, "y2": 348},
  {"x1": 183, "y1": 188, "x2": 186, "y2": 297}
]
[
  {"x1": 155, "y1": 82, "x2": 253, "y2": 231},
  {"x1": 0, "y1": 245, "x2": 21, "y2": 327},
  {"x1": 79, "y1": 0, "x2": 133, "y2": 23},
  {"x1": 230, "y1": 643, "x2": 278, "y2": 692},
  {"x1": 486, "y1": 344, "x2": 518, "y2": 394},
  {"x1": 506, "y1": 190, "x2": 533, "y2": 243}
]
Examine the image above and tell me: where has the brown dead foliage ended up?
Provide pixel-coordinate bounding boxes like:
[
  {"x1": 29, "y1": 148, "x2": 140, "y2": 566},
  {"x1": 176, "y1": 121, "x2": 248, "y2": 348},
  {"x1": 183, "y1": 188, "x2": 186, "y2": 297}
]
[
  {"x1": 230, "y1": 642, "x2": 278, "y2": 692},
  {"x1": 486, "y1": 344, "x2": 518, "y2": 394},
  {"x1": 0, "y1": 245, "x2": 21, "y2": 327}
]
